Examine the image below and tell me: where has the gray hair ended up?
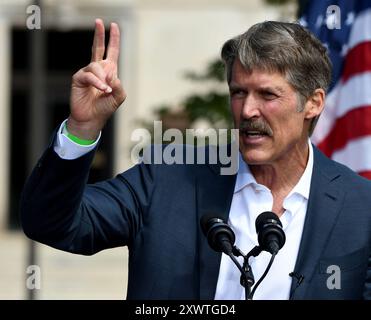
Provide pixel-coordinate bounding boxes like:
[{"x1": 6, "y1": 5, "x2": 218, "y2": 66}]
[{"x1": 221, "y1": 21, "x2": 332, "y2": 136}]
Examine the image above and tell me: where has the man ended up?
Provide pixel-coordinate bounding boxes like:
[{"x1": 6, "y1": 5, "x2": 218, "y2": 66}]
[{"x1": 20, "y1": 19, "x2": 371, "y2": 299}]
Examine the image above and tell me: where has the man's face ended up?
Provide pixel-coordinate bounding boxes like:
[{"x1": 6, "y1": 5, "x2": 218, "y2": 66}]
[{"x1": 229, "y1": 59, "x2": 310, "y2": 166}]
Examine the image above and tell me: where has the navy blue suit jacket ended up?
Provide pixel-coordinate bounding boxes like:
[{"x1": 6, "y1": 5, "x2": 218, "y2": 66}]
[{"x1": 20, "y1": 141, "x2": 371, "y2": 299}]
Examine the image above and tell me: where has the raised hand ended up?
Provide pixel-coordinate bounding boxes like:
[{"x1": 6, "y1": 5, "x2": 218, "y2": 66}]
[{"x1": 68, "y1": 19, "x2": 126, "y2": 140}]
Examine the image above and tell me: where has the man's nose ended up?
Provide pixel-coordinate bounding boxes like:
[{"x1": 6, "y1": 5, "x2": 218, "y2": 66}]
[{"x1": 241, "y1": 95, "x2": 261, "y2": 119}]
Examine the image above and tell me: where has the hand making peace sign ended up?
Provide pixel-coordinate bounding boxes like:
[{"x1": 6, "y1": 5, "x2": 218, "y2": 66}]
[{"x1": 68, "y1": 19, "x2": 126, "y2": 140}]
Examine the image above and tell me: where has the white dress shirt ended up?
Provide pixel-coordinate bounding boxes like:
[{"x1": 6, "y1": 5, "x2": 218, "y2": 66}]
[
  {"x1": 54, "y1": 120, "x2": 99, "y2": 159},
  {"x1": 214, "y1": 141, "x2": 314, "y2": 300},
  {"x1": 54, "y1": 123, "x2": 313, "y2": 300}
]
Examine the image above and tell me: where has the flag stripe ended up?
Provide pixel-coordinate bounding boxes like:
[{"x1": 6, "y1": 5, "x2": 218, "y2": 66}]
[
  {"x1": 359, "y1": 171, "x2": 371, "y2": 179},
  {"x1": 335, "y1": 72, "x2": 371, "y2": 118},
  {"x1": 317, "y1": 105, "x2": 371, "y2": 156},
  {"x1": 347, "y1": 8, "x2": 371, "y2": 50},
  {"x1": 332, "y1": 136, "x2": 371, "y2": 173},
  {"x1": 312, "y1": 73, "x2": 371, "y2": 145},
  {"x1": 342, "y1": 41, "x2": 371, "y2": 82}
]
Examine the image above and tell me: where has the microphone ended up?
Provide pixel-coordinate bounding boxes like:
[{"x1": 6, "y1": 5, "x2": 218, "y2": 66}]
[
  {"x1": 200, "y1": 214, "x2": 235, "y2": 255},
  {"x1": 289, "y1": 272, "x2": 304, "y2": 285},
  {"x1": 246, "y1": 212, "x2": 286, "y2": 299},
  {"x1": 255, "y1": 211, "x2": 286, "y2": 255},
  {"x1": 201, "y1": 213, "x2": 254, "y2": 300},
  {"x1": 289, "y1": 271, "x2": 305, "y2": 299}
]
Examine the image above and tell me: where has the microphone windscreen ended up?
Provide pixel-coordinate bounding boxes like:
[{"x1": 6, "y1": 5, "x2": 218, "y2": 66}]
[
  {"x1": 200, "y1": 213, "x2": 224, "y2": 235},
  {"x1": 255, "y1": 211, "x2": 282, "y2": 232}
]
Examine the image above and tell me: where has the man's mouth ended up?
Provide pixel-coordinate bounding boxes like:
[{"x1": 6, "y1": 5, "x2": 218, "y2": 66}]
[
  {"x1": 239, "y1": 120, "x2": 273, "y2": 138},
  {"x1": 241, "y1": 129, "x2": 270, "y2": 137}
]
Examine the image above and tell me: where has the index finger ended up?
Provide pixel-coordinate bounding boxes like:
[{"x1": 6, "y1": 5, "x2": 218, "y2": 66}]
[
  {"x1": 106, "y1": 22, "x2": 120, "y2": 63},
  {"x1": 91, "y1": 18, "x2": 105, "y2": 62}
]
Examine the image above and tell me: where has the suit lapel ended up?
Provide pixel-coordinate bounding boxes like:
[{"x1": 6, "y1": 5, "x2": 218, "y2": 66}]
[
  {"x1": 196, "y1": 161, "x2": 237, "y2": 299},
  {"x1": 290, "y1": 146, "x2": 346, "y2": 299}
]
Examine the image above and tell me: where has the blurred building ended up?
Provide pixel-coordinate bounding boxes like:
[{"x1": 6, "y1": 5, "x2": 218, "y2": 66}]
[{"x1": 0, "y1": 0, "x2": 294, "y2": 299}]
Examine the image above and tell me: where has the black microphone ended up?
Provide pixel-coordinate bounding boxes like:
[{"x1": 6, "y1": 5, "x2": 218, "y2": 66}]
[
  {"x1": 289, "y1": 271, "x2": 304, "y2": 285},
  {"x1": 201, "y1": 214, "x2": 254, "y2": 300},
  {"x1": 255, "y1": 211, "x2": 286, "y2": 255},
  {"x1": 200, "y1": 214, "x2": 235, "y2": 255},
  {"x1": 289, "y1": 271, "x2": 305, "y2": 299}
]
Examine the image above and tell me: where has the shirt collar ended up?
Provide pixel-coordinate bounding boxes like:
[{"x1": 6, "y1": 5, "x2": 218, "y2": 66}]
[
  {"x1": 286, "y1": 139, "x2": 313, "y2": 200},
  {"x1": 234, "y1": 153, "x2": 257, "y2": 193},
  {"x1": 234, "y1": 139, "x2": 314, "y2": 200}
]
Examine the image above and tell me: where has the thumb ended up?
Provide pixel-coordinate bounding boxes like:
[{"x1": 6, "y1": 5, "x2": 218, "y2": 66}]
[{"x1": 110, "y1": 78, "x2": 127, "y2": 106}]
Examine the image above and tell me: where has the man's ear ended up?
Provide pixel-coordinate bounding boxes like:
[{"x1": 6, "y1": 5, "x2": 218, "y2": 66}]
[{"x1": 304, "y1": 88, "x2": 325, "y2": 120}]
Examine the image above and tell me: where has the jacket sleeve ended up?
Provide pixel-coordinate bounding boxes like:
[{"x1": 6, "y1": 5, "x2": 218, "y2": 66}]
[
  {"x1": 363, "y1": 254, "x2": 371, "y2": 299},
  {"x1": 20, "y1": 139, "x2": 155, "y2": 255}
]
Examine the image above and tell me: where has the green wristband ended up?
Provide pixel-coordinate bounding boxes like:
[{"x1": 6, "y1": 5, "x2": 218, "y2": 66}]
[{"x1": 64, "y1": 123, "x2": 96, "y2": 146}]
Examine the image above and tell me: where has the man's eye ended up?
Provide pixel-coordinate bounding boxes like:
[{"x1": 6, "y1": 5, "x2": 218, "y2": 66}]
[
  {"x1": 261, "y1": 91, "x2": 277, "y2": 100},
  {"x1": 231, "y1": 90, "x2": 246, "y2": 98}
]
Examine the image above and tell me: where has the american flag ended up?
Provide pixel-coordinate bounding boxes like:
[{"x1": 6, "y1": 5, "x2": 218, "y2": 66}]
[{"x1": 300, "y1": 0, "x2": 371, "y2": 179}]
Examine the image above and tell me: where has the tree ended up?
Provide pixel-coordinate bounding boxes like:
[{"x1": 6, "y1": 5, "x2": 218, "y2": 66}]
[{"x1": 143, "y1": 59, "x2": 231, "y2": 138}]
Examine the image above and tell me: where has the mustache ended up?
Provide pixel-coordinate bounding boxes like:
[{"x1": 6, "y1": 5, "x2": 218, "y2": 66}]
[{"x1": 239, "y1": 119, "x2": 273, "y2": 136}]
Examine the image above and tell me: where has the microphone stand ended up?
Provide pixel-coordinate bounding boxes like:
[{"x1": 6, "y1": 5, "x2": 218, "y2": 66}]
[{"x1": 232, "y1": 245, "x2": 262, "y2": 300}]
